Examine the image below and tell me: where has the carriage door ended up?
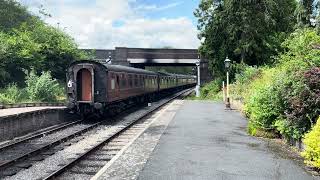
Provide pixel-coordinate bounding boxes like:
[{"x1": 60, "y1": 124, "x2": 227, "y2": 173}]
[{"x1": 77, "y1": 68, "x2": 93, "y2": 102}]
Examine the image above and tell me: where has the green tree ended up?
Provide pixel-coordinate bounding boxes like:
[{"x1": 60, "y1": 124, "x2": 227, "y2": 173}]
[
  {"x1": 296, "y1": 0, "x2": 314, "y2": 27},
  {"x1": 0, "y1": 29, "x2": 42, "y2": 86},
  {"x1": 195, "y1": 0, "x2": 297, "y2": 78},
  {"x1": 24, "y1": 21, "x2": 86, "y2": 80},
  {"x1": 0, "y1": 0, "x2": 33, "y2": 31},
  {"x1": 0, "y1": 0, "x2": 88, "y2": 87}
]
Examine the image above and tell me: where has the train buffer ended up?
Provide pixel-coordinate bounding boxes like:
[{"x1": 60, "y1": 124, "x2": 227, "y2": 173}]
[{"x1": 93, "y1": 100, "x2": 318, "y2": 180}]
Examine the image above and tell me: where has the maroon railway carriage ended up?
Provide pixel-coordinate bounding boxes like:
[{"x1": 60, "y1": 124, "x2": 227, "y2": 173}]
[{"x1": 66, "y1": 60, "x2": 196, "y2": 116}]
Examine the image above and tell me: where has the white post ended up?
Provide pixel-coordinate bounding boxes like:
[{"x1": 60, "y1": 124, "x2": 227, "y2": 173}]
[
  {"x1": 197, "y1": 63, "x2": 201, "y2": 87},
  {"x1": 196, "y1": 63, "x2": 201, "y2": 97},
  {"x1": 224, "y1": 57, "x2": 231, "y2": 109},
  {"x1": 195, "y1": 59, "x2": 201, "y2": 98},
  {"x1": 226, "y1": 71, "x2": 229, "y2": 98},
  {"x1": 222, "y1": 81, "x2": 225, "y2": 102},
  {"x1": 226, "y1": 71, "x2": 231, "y2": 109}
]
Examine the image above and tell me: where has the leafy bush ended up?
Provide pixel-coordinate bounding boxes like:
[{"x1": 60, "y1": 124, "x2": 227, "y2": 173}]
[
  {"x1": 282, "y1": 67, "x2": 320, "y2": 138},
  {"x1": 243, "y1": 68, "x2": 285, "y2": 131},
  {"x1": 302, "y1": 117, "x2": 320, "y2": 169},
  {"x1": 25, "y1": 70, "x2": 61, "y2": 102},
  {"x1": 235, "y1": 29, "x2": 320, "y2": 139},
  {"x1": 200, "y1": 78, "x2": 223, "y2": 101},
  {"x1": 201, "y1": 79, "x2": 220, "y2": 97},
  {"x1": 230, "y1": 65, "x2": 261, "y2": 101},
  {"x1": 0, "y1": 83, "x2": 22, "y2": 104},
  {"x1": 187, "y1": 78, "x2": 223, "y2": 101}
]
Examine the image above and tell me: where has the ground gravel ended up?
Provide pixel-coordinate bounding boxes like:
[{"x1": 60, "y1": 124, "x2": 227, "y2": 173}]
[{"x1": 4, "y1": 97, "x2": 174, "y2": 180}]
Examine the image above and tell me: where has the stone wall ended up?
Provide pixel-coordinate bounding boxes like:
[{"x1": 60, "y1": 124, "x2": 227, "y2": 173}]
[{"x1": 0, "y1": 109, "x2": 76, "y2": 142}]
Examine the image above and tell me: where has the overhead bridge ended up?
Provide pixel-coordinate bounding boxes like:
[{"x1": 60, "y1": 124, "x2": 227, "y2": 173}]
[{"x1": 82, "y1": 47, "x2": 212, "y2": 84}]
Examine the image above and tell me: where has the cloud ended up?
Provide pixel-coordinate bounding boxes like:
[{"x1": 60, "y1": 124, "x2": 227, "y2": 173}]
[
  {"x1": 135, "y1": 2, "x2": 183, "y2": 11},
  {"x1": 18, "y1": 0, "x2": 200, "y2": 49}
]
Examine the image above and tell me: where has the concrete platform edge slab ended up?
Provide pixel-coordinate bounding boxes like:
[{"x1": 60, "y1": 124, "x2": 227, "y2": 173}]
[{"x1": 92, "y1": 100, "x2": 184, "y2": 180}]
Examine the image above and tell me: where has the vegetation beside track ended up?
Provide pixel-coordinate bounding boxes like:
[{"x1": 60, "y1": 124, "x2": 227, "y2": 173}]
[
  {"x1": 187, "y1": 79, "x2": 223, "y2": 101},
  {"x1": 0, "y1": 70, "x2": 65, "y2": 104},
  {"x1": 196, "y1": 28, "x2": 320, "y2": 171},
  {"x1": 195, "y1": 1, "x2": 320, "y2": 170},
  {"x1": 302, "y1": 117, "x2": 320, "y2": 169},
  {"x1": 229, "y1": 29, "x2": 320, "y2": 141},
  {"x1": 0, "y1": 0, "x2": 89, "y2": 103}
]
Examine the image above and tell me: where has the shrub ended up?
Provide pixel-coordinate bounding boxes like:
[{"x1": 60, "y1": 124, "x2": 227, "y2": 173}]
[
  {"x1": 284, "y1": 68, "x2": 320, "y2": 137},
  {"x1": 234, "y1": 29, "x2": 320, "y2": 140},
  {"x1": 230, "y1": 65, "x2": 261, "y2": 101},
  {"x1": 302, "y1": 117, "x2": 320, "y2": 169},
  {"x1": 243, "y1": 68, "x2": 286, "y2": 131},
  {"x1": 200, "y1": 78, "x2": 223, "y2": 101},
  {"x1": 244, "y1": 66, "x2": 319, "y2": 139},
  {"x1": 25, "y1": 70, "x2": 61, "y2": 102},
  {"x1": 0, "y1": 83, "x2": 23, "y2": 104}
]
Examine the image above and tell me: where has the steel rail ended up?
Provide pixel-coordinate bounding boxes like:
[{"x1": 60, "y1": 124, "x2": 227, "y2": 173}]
[
  {"x1": 42, "y1": 88, "x2": 192, "y2": 180},
  {"x1": 0, "y1": 120, "x2": 103, "y2": 172},
  {"x1": 0, "y1": 119, "x2": 83, "y2": 151}
]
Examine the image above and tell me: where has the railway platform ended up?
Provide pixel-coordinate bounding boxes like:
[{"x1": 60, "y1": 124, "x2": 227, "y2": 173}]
[
  {"x1": 0, "y1": 106, "x2": 65, "y2": 118},
  {"x1": 0, "y1": 106, "x2": 72, "y2": 143},
  {"x1": 95, "y1": 100, "x2": 319, "y2": 180}
]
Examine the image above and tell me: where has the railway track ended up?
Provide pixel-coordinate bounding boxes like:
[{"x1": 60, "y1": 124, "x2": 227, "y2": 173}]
[
  {"x1": 42, "y1": 88, "x2": 192, "y2": 180},
  {"x1": 1, "y1": 88, "x2": 193, "y2": 180},
  {"x1": 0, "y1": 120, "x2": 83, "y2": 150},
  {"x1": 0, "y1": 119, "x2": 102, "y2": 177}
]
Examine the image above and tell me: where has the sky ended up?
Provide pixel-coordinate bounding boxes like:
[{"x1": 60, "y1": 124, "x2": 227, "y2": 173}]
[{"x1": 18, "y1": 0, "x2": 201, "y2": 49}]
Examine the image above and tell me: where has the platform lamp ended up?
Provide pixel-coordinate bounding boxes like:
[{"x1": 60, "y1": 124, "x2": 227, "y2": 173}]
[
  {"x1": 195, "y1": 56, "x2": 201, "y2": 98},
  {"x1": 224, "y1": 57, "x2": 231, "y2": 109}
]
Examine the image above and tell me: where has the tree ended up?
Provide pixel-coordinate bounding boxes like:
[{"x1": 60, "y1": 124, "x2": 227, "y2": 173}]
[
  {"x1": 0, "y1": 0, "x2": 87, "y2": 87},
  {"x1": 195, "y1": 0, "x2": 297, "y2": 78},
  {"x1": 296, "y1": 0, "x2": 314, "y2": 27},
  {"x1": 0, "y1": 0, "x2": 33, "y2": 31}
]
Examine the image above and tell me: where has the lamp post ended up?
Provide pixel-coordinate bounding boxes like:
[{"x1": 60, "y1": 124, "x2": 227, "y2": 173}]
[
  {"x1": 224, "y1": 57, "x2": 231, "y2": 109},
  {"x1": 195, "y1": 57, "x2": 201, "y2": 98}
]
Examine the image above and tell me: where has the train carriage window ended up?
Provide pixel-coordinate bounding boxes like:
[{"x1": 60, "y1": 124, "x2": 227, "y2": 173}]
[
  {"x1": 120, "y1": 74, "x2": 126, "y2": 88},
  {"x1": 144, "y1": 75, "x2": 146, "y2": 87},
  {"x1": 147, "y1": 76, "x2": 150, "y2": 88},
  {"x1": 111, "y1": 79, "x2": 115, "y2": 90},
  {"x1": 116, "y1": 75, "x2": 119, "y2": 88},
  {"x1": 138, "y1": 75, "x2": 140, "y2": 87},
  {"x1": 139, "y1": 75, "x2": 143, "y2": 87},
  {"x1": 134, "y1": 75, "x2": 138, "y2": 87},
  {"x1": 110, "y1": 73, "x2": 115, "y2": 90},
  {"x1": 128, "y1": 74, "x2": 132, "y2": 87},
  {"x1": 149, "y1": 77, "x2": 152, "y2": 87}
]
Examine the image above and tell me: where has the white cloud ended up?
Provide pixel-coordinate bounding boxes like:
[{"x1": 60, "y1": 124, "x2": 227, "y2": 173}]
[
  {"x1": 18, "y1": 0, "x2": 200, "y2": 49},
  {"x1": 135, "y1": 2, "x2": 183, "y2": 11}
]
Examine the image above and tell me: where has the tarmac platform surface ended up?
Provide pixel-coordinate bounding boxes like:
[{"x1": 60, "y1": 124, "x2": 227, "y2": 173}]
[{"x1": 137, "y1": 101, "x2": 318, "y2": 180}]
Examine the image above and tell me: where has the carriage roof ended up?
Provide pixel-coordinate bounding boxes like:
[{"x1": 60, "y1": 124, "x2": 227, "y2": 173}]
[{"x1": 69, "y1": 60, "x2": 158, "y2": 75}]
